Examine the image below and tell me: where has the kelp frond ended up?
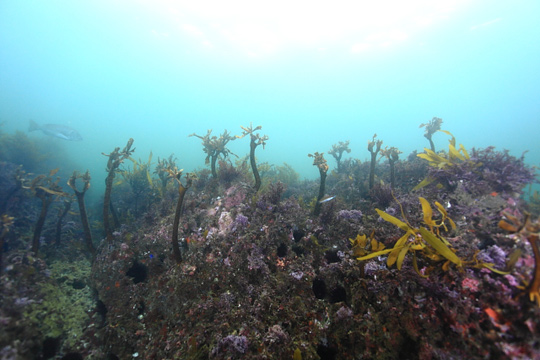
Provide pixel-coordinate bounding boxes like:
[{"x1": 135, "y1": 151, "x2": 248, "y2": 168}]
[
  {"x1": 190, "y1": 129, "x2": 237, "y2": 177},
  {"x1": 355, "y1": 197, "x2": 463, "y2": 276},
  {"x1": 413, "y1": 130, "x2": 471, "y2": 190},
  {"x1": 125, "y1": 152, "x2": 154, "y2": 188},
  {"x1": 499, "y1": 212, "x2": 540, "y2": 306},
  {"x1": 350, "y1": 232, "x2": 388, "y2": 259},
  {"x1": 419, "y1": 197, "x2": 456, "y2": 235},
  {"x1": 354, "y1": 197, "x2": 523, "y2": 280}
]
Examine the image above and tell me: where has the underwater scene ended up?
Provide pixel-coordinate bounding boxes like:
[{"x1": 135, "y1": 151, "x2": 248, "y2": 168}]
[{"x1": 1, "y1": 1, "x2": 540, "y2": 359}]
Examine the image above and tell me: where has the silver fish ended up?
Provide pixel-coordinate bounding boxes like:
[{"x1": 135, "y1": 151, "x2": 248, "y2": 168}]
[
  {"x1": 28, "y1": 119, "x2": 83, "y2": 141},
  {"x1": 319, "y1": 195, "x2": 336, "y2": 203}
]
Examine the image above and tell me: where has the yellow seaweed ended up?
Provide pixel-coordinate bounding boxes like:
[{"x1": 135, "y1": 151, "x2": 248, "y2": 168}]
[
  {"x1": 375, "y1": 208, "x2": 412, "y2": 233},
  {"x1": 419, "y1": 197, "x2": 433, "y2": 227},
  {"x1": 413, "y1": 130, "x2": 471, "y2": 190},
  {"x1": 351, "y1": 233, "x2": 387, "y2": 259},
  {"x1": 355, "y1": 197, "x2": 464, "y2": 276},
  {"x1": 419, "y1": 227, "x2": 462, "y2": 266},
  {"x1": 357, "y1": 247, "x2": 396, "y2": 261}
]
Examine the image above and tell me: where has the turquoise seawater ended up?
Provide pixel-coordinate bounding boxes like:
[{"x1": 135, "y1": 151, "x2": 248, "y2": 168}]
[{"x1": 1, "y1": 1, "x2": 539, "y2": 198}]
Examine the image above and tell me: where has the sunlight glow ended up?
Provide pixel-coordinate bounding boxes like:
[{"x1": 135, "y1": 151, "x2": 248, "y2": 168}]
[
  {"x1": 470, "y1": 18, "x2": 502, "y2": 30},
  {"x1": 140, "y1": 0, "x2": 471, "y2": 57}
]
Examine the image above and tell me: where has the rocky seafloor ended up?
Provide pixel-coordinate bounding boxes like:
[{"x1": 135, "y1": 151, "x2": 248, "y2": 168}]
[{"x1": 1, "y1": 144, "x2": 540, "y2": 360}]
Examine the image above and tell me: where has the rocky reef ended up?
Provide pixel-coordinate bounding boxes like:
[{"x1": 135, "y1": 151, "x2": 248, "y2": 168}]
[{"x1": 1, "y1": 124, "x2": 539, "y2": 359}]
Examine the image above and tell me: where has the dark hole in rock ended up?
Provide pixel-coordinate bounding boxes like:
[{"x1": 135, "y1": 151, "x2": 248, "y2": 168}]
[
  {"x1": 479, "y1": 319, "x2": 491, "y2": 332},
  {"x1": 478, "y1": 235, "x2": 495, "y2": 250},
  {"x1": 282, "y1": 321, "x2": 290, "y2": 329},
  {"x1": 126, "y1": 261, "x2": 148, "y2": 284},
  {"x1": 325, "y1": 250, "x2": 341, "y2": 263},
  {"x1": 398, "y1": 334, "x2": 419, "y2": 360},
  {"x1": 96, "y1": 299, "x2": 108, "y2": 323},
  {"x1": 312, "y1": 278, "x2": 327, "y2": 299},
  {"x1": 292, "y1": 228, "x2": 305, "y2": 241},
  {"x1": 137, "y1": 301, "x2": 146, "y2": 315},
  {"x1": 71, "y1": 279, "x2": 86, "y2": 289},
  {"x1": 277, "y1": 243, "x2": 287, "y2": 258},
  {"x1": 329, "y1": 286, "x2": 347, "y2": 304},
  {"x1": 2, "y1": 238, "x2": 10, "y2": 252},
  {"x1": 42, "y1": 337, "x2": 60, "y2": 359},
  {"x1": 107, "y1": 354, "x2": 120, "y2": 360},
  {"x1": 61, "y1": 352, "x2": 84, "y2": 360},
  {"x1": 292, "y1": 245, "x2": 305, "y2": 257},
  {"x1": 317, "y1": 343, "x2": 337, "y2": 360}
]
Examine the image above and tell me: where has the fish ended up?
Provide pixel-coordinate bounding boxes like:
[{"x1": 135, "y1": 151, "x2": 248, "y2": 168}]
[
  {"x1": 28, "y1": 119, "x2": 83, "y2": 141},
  {"x1": 319, "y1": 195, "x2": 336, "y2": 203}
]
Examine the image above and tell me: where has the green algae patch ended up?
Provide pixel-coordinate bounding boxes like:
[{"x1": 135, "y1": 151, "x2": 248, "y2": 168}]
[{"x1": 23, "y1": 259, "x2": 93, "y2": 349}]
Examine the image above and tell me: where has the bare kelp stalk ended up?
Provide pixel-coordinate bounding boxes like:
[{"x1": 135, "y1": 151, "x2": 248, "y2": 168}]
[
  {"x1": 102, "y1": 139, "x2": 135, "y2": 243},
  {"x1": 328, "y1": 140, "x2": 351, "y2": 173},
  {"x1": 190, "y1": 130, "x2": 236, "y2": 178},
  {"x1": 308, "y1": 152, "x2": 328, "y2": 216},
  {"x1": 168, "y1": 168, "x2": 194, "y2": 263},
  {"x1": 68, "y1": 170, "x2": 95, "y2": 257},
  {"x1": 367, "y1": 134, "x2": 383, "y2": 190},
  {"x1": 0, "y1": 215, "x2": 15, "y2": 272},
  {"x1": 238, "y1": 123, "x2": 268, "y2": 192},
  {"x1": 380, "y1": 146, "x2": 402, "y2": 189},
  {"x1": 54, "y1": 197, "x2": 72, "y2": 247},
  {"x1": 420, "y1": 117, "x2": 443, "y2": 152},
  {"x1": 30, "y1": 169, "x2": 67, "y2": 254}
]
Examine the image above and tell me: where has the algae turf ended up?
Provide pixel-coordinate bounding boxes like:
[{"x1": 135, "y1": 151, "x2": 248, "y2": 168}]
[
  {"x1": 86, "y1": 175, "x2": 540, "y2": 359},
  {"x1": 0, "y1": 255, "x2": 95, "y2": 359},
  {"x1": 1, "y1": 132, "x2": 539, "y2": 359}
]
